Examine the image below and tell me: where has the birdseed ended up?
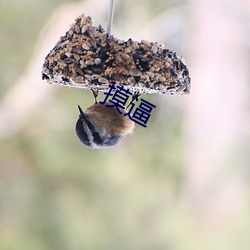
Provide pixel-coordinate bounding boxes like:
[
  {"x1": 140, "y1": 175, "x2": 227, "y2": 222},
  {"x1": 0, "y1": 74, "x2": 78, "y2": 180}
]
[{"x1": 42, "y1": 14, "x2": 190, "y2": 95}]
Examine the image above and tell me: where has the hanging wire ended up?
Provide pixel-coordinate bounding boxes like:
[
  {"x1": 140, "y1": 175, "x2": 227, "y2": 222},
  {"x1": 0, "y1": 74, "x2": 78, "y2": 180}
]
[{"x1": 107, "y1": 0, "x2": 115, "y2": 34}]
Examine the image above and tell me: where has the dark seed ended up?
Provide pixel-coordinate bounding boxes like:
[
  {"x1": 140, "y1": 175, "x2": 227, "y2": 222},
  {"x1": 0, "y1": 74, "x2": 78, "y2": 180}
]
[{"x1": 42, "y1": 73, "x2": 50, "y2": 80}]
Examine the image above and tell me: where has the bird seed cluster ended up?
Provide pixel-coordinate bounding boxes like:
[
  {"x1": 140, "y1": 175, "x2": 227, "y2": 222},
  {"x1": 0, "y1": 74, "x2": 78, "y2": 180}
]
[{"x1": 42, "y1": 14, "x2": 190, "y2": 95}]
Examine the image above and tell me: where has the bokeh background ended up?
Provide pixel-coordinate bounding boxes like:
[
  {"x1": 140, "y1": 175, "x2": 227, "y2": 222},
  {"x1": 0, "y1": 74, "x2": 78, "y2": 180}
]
[{"x1": 1, "y1": 0, "x2": 250, "y2": 249}]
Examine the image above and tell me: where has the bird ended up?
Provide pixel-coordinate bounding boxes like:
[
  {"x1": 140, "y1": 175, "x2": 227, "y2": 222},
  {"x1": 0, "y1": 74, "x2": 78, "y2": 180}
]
[{"x1": 75, "y1": 92, "x2": 134, "y2": 149}]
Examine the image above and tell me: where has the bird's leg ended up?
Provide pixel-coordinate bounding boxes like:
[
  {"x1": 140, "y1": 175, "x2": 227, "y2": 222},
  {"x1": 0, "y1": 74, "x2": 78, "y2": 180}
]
[
  {"x1": 91, "y1": 89, "x2": 99, "y2": 104},
  {"x1": 127, "y1": 92, "x2": 140, "y2": 109}
]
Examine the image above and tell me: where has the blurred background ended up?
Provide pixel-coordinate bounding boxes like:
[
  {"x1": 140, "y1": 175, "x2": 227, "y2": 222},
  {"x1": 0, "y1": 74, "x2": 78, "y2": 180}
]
[{"x1": 1, "y1": 0, "x2": 250, "y2": 249}]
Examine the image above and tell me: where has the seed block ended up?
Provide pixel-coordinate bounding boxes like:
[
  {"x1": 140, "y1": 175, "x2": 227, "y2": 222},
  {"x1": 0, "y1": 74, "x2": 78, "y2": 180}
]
[{"x1": 42, "y1": 14, "x2": 190, "y2": 95}]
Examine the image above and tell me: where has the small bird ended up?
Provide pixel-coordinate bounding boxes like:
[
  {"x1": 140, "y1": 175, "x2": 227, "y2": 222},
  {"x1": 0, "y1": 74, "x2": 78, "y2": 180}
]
[{"x1": 75, "y1": 99, "x2": 134, "y2": 149}]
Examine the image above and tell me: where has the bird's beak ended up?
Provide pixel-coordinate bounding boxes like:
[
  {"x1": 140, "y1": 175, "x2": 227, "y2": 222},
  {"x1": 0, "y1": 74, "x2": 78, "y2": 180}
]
[{"x1": 77, "y1": 105, "x2": 86, "y2": 119}]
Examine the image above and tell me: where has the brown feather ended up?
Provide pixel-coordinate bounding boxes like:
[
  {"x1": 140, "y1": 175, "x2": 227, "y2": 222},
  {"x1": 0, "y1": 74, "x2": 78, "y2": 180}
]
[{"x1": 85, "y1": 102, "x2": 134, "y2": 136}]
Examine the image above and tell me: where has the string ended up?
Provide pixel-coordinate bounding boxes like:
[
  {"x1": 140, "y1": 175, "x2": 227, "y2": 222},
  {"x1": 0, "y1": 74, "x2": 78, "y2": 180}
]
[{"x1": 107, "y1": 0, "x2": 115, "y2": 34}]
